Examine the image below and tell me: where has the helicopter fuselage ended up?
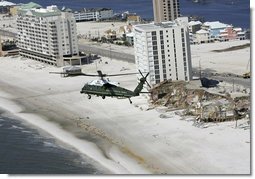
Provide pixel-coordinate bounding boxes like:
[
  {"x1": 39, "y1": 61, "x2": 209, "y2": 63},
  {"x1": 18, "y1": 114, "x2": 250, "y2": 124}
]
[{"x1": 80, "y1": 83, "x2": 136, "y2": 99}]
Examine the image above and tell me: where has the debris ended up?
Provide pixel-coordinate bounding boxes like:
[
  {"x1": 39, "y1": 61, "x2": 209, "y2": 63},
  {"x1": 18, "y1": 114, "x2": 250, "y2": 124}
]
[{"x1": 151, "y1": 80, "x2": 250, "y2": 123}]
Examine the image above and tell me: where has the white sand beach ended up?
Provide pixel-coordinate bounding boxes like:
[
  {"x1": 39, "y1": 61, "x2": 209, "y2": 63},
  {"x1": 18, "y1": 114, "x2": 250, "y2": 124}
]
[{"x1": 0, "y1": 42, "x2": 250, "y2": 174}]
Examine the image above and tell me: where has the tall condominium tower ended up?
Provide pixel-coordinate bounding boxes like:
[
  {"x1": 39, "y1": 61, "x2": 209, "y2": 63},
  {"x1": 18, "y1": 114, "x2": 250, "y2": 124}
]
[
  {"x1": 133, "y1": 18, "x2": 192, "y2": 86},
  {"x1": 153, "y1": 0, "x2": 180, "y2": 23},
  {"x1": 17, "y1": 3, "x2": 80, "y2": 66}
]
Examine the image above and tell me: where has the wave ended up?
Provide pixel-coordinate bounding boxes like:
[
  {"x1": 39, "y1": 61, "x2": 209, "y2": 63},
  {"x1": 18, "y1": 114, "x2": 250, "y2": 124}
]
[
  {"x1": 43, "y1": 141, "x2": 58, "y2": 148},
  {"x1": 21, "y1": 130, "x2": 33, "y2": 134},
  {"x1": 10, "y1": 125, "x2": 24, "y2": 130}
]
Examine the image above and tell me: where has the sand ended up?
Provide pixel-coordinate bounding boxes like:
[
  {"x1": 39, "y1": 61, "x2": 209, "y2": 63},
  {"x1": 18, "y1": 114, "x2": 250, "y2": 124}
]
[
  {"x1": 0, "y1": 16, "x2": 251, "y2": 175},
  {"x1": 76, "y1": 21, "x2": 127, "y2": 39},
  {"x1": 0, "y1": 54, "x2": 250, "y2": 174},
  {"x1": 191, "y1": 40, "x2": 250, "y2": 75}
]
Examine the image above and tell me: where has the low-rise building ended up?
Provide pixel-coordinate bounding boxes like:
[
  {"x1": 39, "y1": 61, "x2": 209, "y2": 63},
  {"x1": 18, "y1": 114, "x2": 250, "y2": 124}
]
[
  {"x1": 202, "y1": 21, "x2": 228, "y2": 38},
  {"x1": 126, "y1": 32, "x2": 134, "y2": 45},
  {"x1": 0, "y1": 0, "x2": 16, "y2": 14},
  {"x1": 127, "y1": 15, "x2": 141, "y2": 24},
  {"x1": 219, "y1": 25, "x2": 237, "y2": 41},
  {"x1": 188, "y1": 21, "x2": 202, "y2": 34},
  {"x1": 73, "y1": 8, "x2": 113, "y2": 22},
  {"x1": 195, "y1": 29, "x2": 211, "y2": 44}
]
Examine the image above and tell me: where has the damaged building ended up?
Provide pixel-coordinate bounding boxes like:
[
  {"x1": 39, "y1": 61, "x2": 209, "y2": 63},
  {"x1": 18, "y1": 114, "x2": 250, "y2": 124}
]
[{"x1": 150, "y1": 80, "x2": 250, "y2": 122}]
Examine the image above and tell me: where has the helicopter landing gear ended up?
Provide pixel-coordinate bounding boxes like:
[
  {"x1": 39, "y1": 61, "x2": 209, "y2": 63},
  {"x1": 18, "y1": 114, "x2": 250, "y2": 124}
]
[
  {"x1": 102, "y1": 96, "x2": 106, "y2": 99},
  {"x1": 87, "y1": 95, "x2": 91, "y2": 99},
  {"x1": 128, "y1": 98, "x2": 132, "y2": 104}
]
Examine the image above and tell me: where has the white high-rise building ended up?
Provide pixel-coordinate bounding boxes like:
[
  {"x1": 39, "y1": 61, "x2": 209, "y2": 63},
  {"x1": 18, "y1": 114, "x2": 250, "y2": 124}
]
[
  {"x1": 153, "y1": 0, "x2": 180, "y2": 23},
  {"x1": 134, "y1": 18, "x2": 192, "y2": 86},
  {"x1": 17, "y1": 3, "x2": 80, "y2": 66}
]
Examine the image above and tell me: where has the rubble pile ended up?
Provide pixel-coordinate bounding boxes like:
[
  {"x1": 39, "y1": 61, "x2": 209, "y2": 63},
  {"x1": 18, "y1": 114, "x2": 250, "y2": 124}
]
[{"x1": 150, "y1": 80, "x2": 250, "y2": 122}]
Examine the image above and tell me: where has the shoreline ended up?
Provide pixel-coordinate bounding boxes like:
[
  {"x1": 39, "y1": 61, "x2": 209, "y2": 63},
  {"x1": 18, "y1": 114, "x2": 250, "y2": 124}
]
[
  {"x1": 0, "y1": 55, "x2": 250, "y2": 174},
  {"x1": 0, "y1": 91, "x2": 149, "y2": 174},
  {"x1": 0, "y1": 89, "x2": 151, "y2": 174}
]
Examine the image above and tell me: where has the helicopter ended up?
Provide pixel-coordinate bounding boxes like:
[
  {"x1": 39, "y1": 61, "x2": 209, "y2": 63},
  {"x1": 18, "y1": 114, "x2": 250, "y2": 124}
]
[{"x1": 50, "y1": 69, "x2": 150, "y2": 104}]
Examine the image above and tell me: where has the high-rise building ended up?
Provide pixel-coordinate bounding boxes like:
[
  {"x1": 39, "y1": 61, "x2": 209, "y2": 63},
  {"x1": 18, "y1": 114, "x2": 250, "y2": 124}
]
[
  {"x1": 133, "y1": 18, "x2": 192, "y2": 86},
  {"x1": 153, "y1": 0, "x2": 180, "y2": 23},
  {"x1": 16, "y1": 3, "x2": 80, "y2": 66}
]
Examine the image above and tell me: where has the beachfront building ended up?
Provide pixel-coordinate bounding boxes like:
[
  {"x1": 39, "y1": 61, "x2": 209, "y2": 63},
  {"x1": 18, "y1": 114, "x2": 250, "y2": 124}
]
[
  {"x1": 188, "y1": 21, "x2": 202, "y2": 34},
  {"x1": 16, "y1": 3, "x2": 80, "y2": 67},
  {"x1": 133, "y1": 17, "x2": 192, "y2": 86},
  {"x1": 127, "y1": 15, "x2": 141, "y2": 25},
  {"x1": 73, "y1": 8, "x2": 113, "y2": 22},
  {"x1": 219, "y1": 26, "x2": 245, "y2": 41},
  {"x1": 0, "y1": 0, "x2": 16, "y2": 14},
  {"x1": 202, "y1": 21, "x2": 227, "y2": 39},
  {"x1": 195, "y1": 29, "x2": 211, "y2": 44},
  {"x1": 153, "y1": 0, "x2": 180, "y2": 23}
]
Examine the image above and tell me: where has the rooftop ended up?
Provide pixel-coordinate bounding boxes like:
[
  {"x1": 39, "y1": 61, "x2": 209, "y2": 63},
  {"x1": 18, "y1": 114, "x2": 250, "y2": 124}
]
[
  {"x1": 188, "y1": 21, "x2": 202, "y2": 26},
  {"x1": 134, "y1": 21, "x2": 177, "y2": 31},
  {"x1": 196, "y1": 29, "x2": 209, "y2": 34},
  {"x1": 18, "y1": 3, "x2": 62, "y2": 17},
  {"x1": 74, "y1": 8, "x2": 112, "y2": 13},
  {"x1": 203, "y1": 21, "x2": 228, "y2": 29},
  {"x1": 19, "y1": 2, "x2": 42, "y2": 9},
  {"x1": 0, "y1": 0, "x2": 16, "y2": 7}
]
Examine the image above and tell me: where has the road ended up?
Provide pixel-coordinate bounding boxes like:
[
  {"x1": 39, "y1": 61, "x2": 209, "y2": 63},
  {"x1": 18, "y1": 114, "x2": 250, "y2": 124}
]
[
  {"x1": 211, "y1": 75, "x2": 251, "y2": 89},
  {"x1": 78, "y1": 43, "x2": 135, "y2": 63},
  {"x1": 193, "y1": 71, "x2": 251, "y2": 89}
]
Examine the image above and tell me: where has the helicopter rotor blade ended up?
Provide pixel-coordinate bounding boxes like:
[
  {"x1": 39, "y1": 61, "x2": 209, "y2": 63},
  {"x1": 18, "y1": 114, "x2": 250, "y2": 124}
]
[
  {"x1": 138, "y1": 70, "x2": 145, "y2": 78},
  {"x1": 145, "y1": 80, "x2": 151, "y2": 89},
  {"x1": 145, "y1": 72, "x2": 150, "y2": 79},
  {"x1": 106, "y1": 72, "x2": 139, "y2": 77},
  {"x1": 49, "y1": 72, "x2": 67, "y2": 75}
]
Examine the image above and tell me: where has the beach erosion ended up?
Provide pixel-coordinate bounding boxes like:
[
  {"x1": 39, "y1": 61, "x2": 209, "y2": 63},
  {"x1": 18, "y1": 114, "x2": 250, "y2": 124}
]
[{"x1": 0, "y1": 22, "x2": 251, "y2": 174}]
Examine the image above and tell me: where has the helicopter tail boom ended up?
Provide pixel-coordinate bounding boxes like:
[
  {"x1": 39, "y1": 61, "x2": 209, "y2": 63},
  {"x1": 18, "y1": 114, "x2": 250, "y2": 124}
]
[{"x1": 133, "y1": 71, "x2": 150, "y2": 95}]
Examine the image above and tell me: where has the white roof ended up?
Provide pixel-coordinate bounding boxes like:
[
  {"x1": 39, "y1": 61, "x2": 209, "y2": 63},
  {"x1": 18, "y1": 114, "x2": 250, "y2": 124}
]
[
  {"x1": 188, "y1": 21, "x2": 202, "y2": 26},
  {"x1": 234, "y1": 27, "x2": 242, "y2": 31},
  {"x1": 134, "y1": 21, "x2": 177, "y2": 31},
  {"x1": 126, "y1": 32, "x2": 134, "y2": 37},
  {"x1": 203, "y1": 21, "x2": 227, "y2": 29},
  {"x1": 87, "y1": 79, "x2": 119, "y2": 87},
  {"x1": 196, "y1": 29, "x2": 209, "y2": 34},
  {"x1": 237, "y1": 31, "x2": 245, "y2": 35},
  {"x1": 0, "y1": 0, "x2": 16, "y2": 6}
]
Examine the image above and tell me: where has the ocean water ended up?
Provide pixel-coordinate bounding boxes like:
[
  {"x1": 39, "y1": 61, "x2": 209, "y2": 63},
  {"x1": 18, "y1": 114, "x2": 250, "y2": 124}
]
[
  {"x1": 10, "y1": 0, "x2": 250, "y2": 29},
  {"x1": 0, "y1": 112, "x2": 103, "y2": 174}
]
